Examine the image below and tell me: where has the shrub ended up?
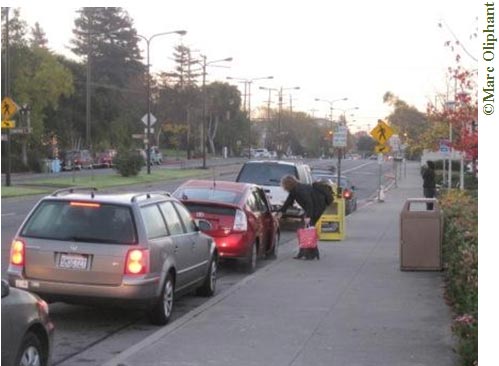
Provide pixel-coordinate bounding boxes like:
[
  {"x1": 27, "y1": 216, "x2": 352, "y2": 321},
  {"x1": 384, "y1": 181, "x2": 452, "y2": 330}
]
[
  {"x1": 114, "y1": 150, "x2": 144, "y2": 177},
  {"x1": 440, "y1": 190, "x2": 477, "y2": 365}
]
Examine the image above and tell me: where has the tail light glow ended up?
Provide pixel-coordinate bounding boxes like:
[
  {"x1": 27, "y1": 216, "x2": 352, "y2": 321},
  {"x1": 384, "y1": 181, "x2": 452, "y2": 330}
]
[
  {"x1": 10, "y1": 239, "x2": 25, "y2": 266},
  {"x1": 233, "y1": 209, "x2": 248, "y2": 232},
  {"x1": 125, "y1": 249, "x2": 149, "y2": 275},
  {"x1": 343, "y1": 190, "x2": 352, "y2": 199}
]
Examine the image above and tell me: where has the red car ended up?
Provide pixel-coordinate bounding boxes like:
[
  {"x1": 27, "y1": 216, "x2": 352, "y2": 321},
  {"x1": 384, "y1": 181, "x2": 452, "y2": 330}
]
[
  {"x1": 173, "y1": 180, "x2": 280, "y2": 273},
  {"x1": 95, "y1": 149, "x2": 117, "y2": 168}
]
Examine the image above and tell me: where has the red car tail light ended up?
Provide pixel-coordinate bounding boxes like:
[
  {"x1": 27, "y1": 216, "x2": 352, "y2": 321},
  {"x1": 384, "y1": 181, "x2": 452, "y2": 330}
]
[
  {"x1": 233, "y1": 209, "x2": 248, "y2": 232},
  {"x1": 125, "y1": 248, "x2": 149, "y2": 275},
  {"x1": 343, "y1": 190, "x2": 352, "y2": 199},
  {"x1": 10, "y1": 239, "x2": 25, "y2": 266}
]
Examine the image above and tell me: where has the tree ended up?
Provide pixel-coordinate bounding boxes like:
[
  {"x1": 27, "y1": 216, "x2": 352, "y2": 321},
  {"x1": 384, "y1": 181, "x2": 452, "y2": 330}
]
[
  {"x1": 70, "y1": 7, "x2": 146, "y2": 149},
  {"x1": 1, "y1": 9, "x2": 74, "y2": 169},
  {"x1": 383, "y1": 92, "x2": 428, "y2": 158},
  {"x1": 30, "y1": 22, "x2": 48, "y2": 49}
]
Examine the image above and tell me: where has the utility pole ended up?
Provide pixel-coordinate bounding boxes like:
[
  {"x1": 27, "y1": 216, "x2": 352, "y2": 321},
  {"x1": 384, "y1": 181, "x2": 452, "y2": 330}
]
[
  {"x1": 4, "y1": 7, "x2": 12, "y2": 187},
  {"x1": 86, "y1": 13, "x2": 92, "y2": 151},
  {"x1": 201, "y1": 55, "x2": 207, "y2": 169}
]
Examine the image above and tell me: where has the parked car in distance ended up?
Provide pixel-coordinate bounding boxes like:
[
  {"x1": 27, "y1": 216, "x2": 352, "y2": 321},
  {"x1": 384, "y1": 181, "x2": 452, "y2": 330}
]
[
  {"x1": 135, "y1": 147, "x2": 163, "y2": 166},
  {"x1": 1, "y1": 280, "x2": 54, "y2": 366},
  {"x1": 7, "y1": 188, "x2": 218, "y2": 325},
  {"x1": 173, "y1": 180, "x2": 280, "y2": 273},
  {"x1": 94, "y1": 149, "x2": 117, "y2": 168},
  {"x1": 236, "y1": 160, "x2": 313, "y2": 219},
  {"x1": 150, "y1": 146, "x2": 163, "y2": 165},
  {"x1": 252, "y1": 148, "x2": 271, "y2": 158},
  {"x1": 311, "y1": 172, "x2": 357, "y2": 215},
  {"x1": 62, "y1": 150, "x2": 94, "y2": 171}
]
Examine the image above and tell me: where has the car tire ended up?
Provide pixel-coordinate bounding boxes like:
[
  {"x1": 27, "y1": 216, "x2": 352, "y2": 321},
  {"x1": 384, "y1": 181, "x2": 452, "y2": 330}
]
[
  {"x1": 15, "y1": 331, "x2": 46, "y2": 366},
  {"x1": 148, "y1": 273, "x2": 175, "y2": 326},
  {"x1": 244, "y1": 241, "x2": 258, "y2": 273},
  {"x1": 267, "y1": 232, "x2": 279, "y2": 260},
  {"x1": 197, "y1": 257, "x2": 217, "y2": 297}
]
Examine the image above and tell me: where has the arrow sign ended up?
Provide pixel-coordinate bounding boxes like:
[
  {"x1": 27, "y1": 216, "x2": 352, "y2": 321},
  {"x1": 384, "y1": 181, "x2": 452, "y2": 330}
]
[
  {"x1": 1, "y1": 120, "x2": 16, "y2": 129},
  {"x1": 370, "y1": 120, "x2": 394, "y2": 145},
  {"x1": 374, "y1": 143, "x2": 391, "y2": 154},
  {"x1": 141, "y1": 113, "x2": 157, "y2": 126}
]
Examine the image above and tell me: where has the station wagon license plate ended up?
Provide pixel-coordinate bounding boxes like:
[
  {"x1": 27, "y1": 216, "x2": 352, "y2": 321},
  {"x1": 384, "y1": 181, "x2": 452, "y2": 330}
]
[{"x1": 59, "y1": 254, "x2": 88, "y2": 270}]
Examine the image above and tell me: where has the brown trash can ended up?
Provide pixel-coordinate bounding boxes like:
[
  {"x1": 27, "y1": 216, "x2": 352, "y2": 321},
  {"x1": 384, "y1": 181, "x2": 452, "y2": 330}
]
[{"x1": 400, "y1": 198, "x2": 443, "y2": 271}]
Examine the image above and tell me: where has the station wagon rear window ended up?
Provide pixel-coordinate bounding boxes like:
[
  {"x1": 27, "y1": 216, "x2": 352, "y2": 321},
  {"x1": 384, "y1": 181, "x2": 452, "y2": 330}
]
[{"x1": 21, "y1": 200, "x2": 137, "y2": 244}]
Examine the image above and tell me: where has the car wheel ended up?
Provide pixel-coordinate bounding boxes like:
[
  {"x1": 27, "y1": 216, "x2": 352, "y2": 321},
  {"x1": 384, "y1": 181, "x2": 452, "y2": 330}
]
[
  {"x1": 15, "y1": 332, "x2": 46, "y2": 366},
  {"x1": 148, "y1": 273, "x2": 174, "y2": 325},
  {"x1": 197, "y1": 257, "x2": 217, "y2": 297},
  {"x1": 267, "y1": 232, "x2": 279, "y2": 260},
  {"x1": 244, "y1": 241, "x2": 258, "y2": 273}
]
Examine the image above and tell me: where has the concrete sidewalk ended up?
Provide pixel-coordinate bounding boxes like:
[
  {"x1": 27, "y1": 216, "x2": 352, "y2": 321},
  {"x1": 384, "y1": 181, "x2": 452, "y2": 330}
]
[{"x1": 105, "y1": 162, "x2": 456, "y2": 366}]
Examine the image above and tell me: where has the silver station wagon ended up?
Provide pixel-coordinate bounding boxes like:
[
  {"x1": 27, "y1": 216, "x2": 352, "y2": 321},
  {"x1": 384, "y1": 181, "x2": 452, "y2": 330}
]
[{"x1": 7, "y1": 188, "x2": 218, "y2": 325}]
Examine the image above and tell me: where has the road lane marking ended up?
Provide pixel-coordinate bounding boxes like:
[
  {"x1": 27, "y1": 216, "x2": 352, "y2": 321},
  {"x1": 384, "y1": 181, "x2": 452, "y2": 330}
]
[{"x1": 1, "y1": 212, "x2": 16, "y2": 217}]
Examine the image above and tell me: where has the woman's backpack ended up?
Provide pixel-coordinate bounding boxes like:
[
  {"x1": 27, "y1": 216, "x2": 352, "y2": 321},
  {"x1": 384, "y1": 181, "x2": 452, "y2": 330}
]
[{"x1": 312, "y1": 181, "x2": 334, "y2": 206}]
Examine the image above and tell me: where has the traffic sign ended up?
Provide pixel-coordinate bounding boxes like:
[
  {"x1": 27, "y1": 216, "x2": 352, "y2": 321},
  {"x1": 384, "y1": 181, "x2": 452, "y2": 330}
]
[
  {"x1": 374, "y1": 143, "x2": 391, "y2": 154},
  {"x1": 132, "y1": 134, "x2": 145, "y2": 139},
  {"x1": 1, "y1": 120, "x2": 15, "y2": 129},
  {"x1": 439, "y1": 139, "x2": 451, "y2": 156},
  {"x1": 332, "y1": 126, "x2": 348, "y2": 147},
  {"x1": 141, "y1": 113, "x2": 157, "y2": 126},
  {"x1": 370, "y1": 120, "x2": 394, "y2": 145},
  {"x1": 144, "y1": 127, "x2": 154, "y2": 134},
  {"x1": 10, "y1": 127, "x2": 32, "y2": 134},
  {"x1": 1, "y1": 97, "x2": 18, "y2": 120}
]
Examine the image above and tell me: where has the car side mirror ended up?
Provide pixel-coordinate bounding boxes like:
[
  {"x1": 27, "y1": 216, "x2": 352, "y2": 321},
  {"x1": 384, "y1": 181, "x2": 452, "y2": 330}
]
[
  {"x1": 351, "y1": 185, "x2": 356, "y2": 191},
  {"x1": 1, "y1": 280, "x2": 10, "y2": 298},
  {"x1": 195, "y1": 219, "x2": 212, "y2": 232}
]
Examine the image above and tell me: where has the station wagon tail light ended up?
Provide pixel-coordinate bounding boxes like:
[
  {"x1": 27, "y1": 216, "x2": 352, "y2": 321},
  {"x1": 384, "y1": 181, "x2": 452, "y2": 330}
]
[
  {"x1": 10, "y1": 239, "x2": 25, "y2": 266},
  {"x1": 233, "y1": 209, "x2": 248, "y2": 232},
  {"x1": 125, "y1": 249, "x2": 149, "y2": 275},
  {"x1": 70, "y1": 202, "x2": 101, "y2": 208}
]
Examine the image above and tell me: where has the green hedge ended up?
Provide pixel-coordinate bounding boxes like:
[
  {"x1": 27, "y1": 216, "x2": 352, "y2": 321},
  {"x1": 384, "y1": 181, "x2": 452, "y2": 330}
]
[
  {"x1": 440, "y1": 191, "x2": 478, "y2": 366},
  {"x1": 113, "y1": 150, "x2": 145, "y2": 177}
]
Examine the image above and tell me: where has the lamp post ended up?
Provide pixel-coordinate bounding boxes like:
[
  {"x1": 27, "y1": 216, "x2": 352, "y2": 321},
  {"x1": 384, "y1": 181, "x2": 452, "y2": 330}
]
[
  {"x1": 136, "y1": 30, "x2": 187, "y2": 174},
  {"x1": 227, "y1": 76, "x2": 274, "y2": 158},
  {"x1": 199, "y1": 56, "x2": 233, "y2": 169},
  {"x1": 274, "y1": 86, "x2": 300, "y2": 158}
]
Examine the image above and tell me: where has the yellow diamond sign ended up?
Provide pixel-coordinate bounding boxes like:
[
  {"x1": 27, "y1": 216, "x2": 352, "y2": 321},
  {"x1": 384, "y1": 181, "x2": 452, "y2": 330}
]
[
  {"x1": 370, "y1": 119, "x2": 394, "y2": 145},
  {"x1": 374, "y1": 143, "x2": 391, "y2": 154},
  {"x1": 1, "y1": 120, "x2": 16, "y2": 129},
  {"x1": 1, "y1": 97, "x2": 18, "y2": 120}
]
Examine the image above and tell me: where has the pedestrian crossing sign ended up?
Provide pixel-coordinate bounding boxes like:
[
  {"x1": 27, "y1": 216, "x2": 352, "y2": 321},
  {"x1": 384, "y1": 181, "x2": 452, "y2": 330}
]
[
  {"x1": 1, "y1": 97, "x2": 18, "y2": 120},
  {"x1": 370, "y1": 120, "x2": 394, "y2": 145}
]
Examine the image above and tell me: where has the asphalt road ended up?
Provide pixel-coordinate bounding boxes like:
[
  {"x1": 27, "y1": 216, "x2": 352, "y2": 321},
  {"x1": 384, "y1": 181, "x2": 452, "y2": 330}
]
[{"x1": 1, "y1": 158, "x2": 397, "y2": 365}]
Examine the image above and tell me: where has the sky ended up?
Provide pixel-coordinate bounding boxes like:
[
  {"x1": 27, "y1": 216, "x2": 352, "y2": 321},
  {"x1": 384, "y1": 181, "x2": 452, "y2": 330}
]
[{"x1": 4, "y1": 0, "x2": 480, "y2": 133}]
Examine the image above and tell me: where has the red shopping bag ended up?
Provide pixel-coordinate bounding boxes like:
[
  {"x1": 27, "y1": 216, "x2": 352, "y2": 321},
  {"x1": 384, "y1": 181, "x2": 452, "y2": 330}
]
[{"x1": 297, "y1": 226, "x2": 318, "y2": 249}]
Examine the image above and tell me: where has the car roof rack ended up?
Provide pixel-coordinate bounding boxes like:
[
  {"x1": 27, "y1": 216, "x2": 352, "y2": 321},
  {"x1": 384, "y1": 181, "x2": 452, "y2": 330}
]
[
  {"x1": 130, "y1": 191, "x2": 171, "y2": 203},
  {"x1": 51, "y1": 187, "x2": 98, "y2": 198}
]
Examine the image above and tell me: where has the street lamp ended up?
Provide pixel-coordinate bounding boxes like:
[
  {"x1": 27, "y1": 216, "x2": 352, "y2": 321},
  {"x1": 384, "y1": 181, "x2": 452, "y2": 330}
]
[
  {"x1": 227, "y1": 76, "x2": 274, "y2": 158},
  {"x1": 276, "y1": 86, "x2": 300, "y2": 158},
  {"x1": 137, "y1": 30, "x2": 187, "y2": 174},
  {"x1": 199, "y1": 56, "x2": 233, "y2": 169}
]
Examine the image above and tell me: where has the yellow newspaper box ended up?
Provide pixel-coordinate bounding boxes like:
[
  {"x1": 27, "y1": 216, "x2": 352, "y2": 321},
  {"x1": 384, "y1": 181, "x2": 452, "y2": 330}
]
[{"x1": 316, "y1": 196, "x2": 346, "y2": 241}]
